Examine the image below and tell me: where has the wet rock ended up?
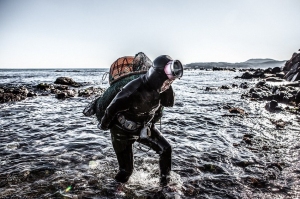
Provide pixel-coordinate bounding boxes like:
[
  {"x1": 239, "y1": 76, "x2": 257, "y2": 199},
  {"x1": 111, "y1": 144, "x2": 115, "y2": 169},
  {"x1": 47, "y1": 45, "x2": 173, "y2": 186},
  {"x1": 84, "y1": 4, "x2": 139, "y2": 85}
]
[
  {"x1": 78, "y1": 87, "x2": 104, "y2": 97},
  {"x1": 220, "y1": 85, "x2": 231, "y2": 89},
  {"x1": 229, "y1": 107, "x2": 246, "y2": 115},
  {"x1": 0, "y1": 86, "x2": 29, "y2": 103},
  {"x1": 54, "y1": 85, "x2": 69, "y2": 91},
  {"x1": 55, "y1": 89, "x2": 76, "y2": 99},
  {"x1": 54, "y1": 77, "x2": 81, "y2": 87},
  {"x1": 27, "y1": 91, "x2": 37, "y2": 97},
  {"x1": 36, "y1": 83, "x2": 51, "y2": 90},
  {"x1": 264, "y1": 68, "x2": 273, "y2": 74},
  {"x1": 239, "y1": 82, "x2": 249, "y2": 89},
  {"x1": 270, "y1": 119, "x2": 287, "y2": 129},
  {"x1": 271, "y1": 67, "x2": 281, "y2": 74},
  {"x1": 251, "y1": 92, "x2": 262, "y2": 99},
  {"x1": 55, "y1": 92, "x2": 67, "y2": 99},
  {"x1": 241, "y1": 72, "x2": 253, "y2": 79},
  {"x1": 265, "y1": 100, "x2": 284, "y2": 112},
  {"x1": 283, "y1": 52, "x2": 300, "y2": 81},
  {"x1": 276, "y1": 72, "x2": 285, "y2": 78},
  {"x1": 256, "y1": 80, "x2": 266, "y2": 88},
  {"x1": 252, "y1": 69, "x2": 265, "y2": 78},
  {"x1": 232, "y1": 83, "x2": 238, "y2": 88},
  {"x1": 295, "y1": 91, "x2": 300, "y2": 103},
  {"x1": 243, "y1": 134, "x2": 253, "y2": 145}
]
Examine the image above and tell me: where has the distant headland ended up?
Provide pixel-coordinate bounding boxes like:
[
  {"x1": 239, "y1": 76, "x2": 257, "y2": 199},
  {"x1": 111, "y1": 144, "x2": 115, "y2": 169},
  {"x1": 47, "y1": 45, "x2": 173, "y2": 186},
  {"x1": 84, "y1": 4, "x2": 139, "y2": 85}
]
[{"x1": 185, "y1": 58, "x2": 286, "y2": 69}]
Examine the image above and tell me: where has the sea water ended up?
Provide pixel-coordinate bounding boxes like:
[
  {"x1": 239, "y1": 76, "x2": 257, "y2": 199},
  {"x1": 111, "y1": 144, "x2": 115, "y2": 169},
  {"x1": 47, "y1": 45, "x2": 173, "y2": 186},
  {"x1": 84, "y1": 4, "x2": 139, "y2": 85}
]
[{"x1": 0, "y1": 68, "x2": 299, "y2": 198}]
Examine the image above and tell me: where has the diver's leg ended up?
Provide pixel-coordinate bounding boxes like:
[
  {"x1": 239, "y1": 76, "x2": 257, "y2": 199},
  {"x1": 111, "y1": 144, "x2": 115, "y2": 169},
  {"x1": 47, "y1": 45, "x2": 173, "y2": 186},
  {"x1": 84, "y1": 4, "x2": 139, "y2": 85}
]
[
  {"x1": 137, "y1": 124, "x2": 172, "y2": 185},
  {"x1": 110, "y1": 127, "x2": 135, "y2": 183}
]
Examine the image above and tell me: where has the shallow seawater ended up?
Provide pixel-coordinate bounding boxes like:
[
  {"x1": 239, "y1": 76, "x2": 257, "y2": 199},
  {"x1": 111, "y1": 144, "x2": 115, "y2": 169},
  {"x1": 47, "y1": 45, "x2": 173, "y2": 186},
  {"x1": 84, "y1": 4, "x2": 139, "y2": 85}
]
[{"x1": 0, "y1": 68, "x2": 299, "y2": 198}]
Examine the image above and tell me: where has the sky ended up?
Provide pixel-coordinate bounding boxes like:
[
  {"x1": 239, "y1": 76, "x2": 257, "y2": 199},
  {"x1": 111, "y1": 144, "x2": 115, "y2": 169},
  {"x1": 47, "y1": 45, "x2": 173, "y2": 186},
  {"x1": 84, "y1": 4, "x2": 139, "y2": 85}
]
[{"x1": 0, "y1": 0, "x2": 299, "y2": 68}]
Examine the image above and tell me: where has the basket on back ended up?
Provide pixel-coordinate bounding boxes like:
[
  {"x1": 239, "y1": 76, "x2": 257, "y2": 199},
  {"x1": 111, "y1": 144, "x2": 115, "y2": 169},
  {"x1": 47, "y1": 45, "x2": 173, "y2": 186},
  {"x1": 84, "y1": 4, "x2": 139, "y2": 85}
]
[
  {"x1": 109, "y1": 52, "x2": 153, "y2": 85},
  {"x1": 83, "y1": 52, "x2": 153, "y2": 119}
]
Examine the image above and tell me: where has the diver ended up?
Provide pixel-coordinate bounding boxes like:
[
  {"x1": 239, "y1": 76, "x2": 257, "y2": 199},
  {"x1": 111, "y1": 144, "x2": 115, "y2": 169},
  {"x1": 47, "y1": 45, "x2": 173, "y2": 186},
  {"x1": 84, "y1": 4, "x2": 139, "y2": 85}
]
[{"x1": 99, "y1": 55, "x2": 183, "y2": 185}]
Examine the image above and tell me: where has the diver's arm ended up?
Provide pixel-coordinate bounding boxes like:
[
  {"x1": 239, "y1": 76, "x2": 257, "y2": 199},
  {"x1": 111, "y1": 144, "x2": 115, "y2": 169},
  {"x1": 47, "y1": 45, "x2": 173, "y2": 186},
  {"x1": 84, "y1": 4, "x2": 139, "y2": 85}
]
[
  {"x1": 100, "y1": 78, "x2": 141, "y2": 130},
  {"x1": 99, "y1": 90, "x2": 130, "y2": 130},
  {"x1": 160, "y1": 85, "x2": 175, "y2": 107}
]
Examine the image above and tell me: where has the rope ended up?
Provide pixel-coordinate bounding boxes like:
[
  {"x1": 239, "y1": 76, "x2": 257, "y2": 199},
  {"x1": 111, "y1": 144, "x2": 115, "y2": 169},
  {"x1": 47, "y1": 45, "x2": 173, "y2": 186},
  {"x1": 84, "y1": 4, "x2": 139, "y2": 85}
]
[{"x1": 102, "y1": 72, "x2": 109, "y2": 82}]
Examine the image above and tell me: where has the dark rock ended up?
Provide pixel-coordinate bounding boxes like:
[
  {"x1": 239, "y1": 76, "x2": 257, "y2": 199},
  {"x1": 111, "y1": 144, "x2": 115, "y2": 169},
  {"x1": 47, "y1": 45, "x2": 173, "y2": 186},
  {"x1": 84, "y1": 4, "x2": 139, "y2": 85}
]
[
  {"x1": 55, "y1": 89, "x2": 77, "y2": 99},
  {"x1": 54, "y1": 85, "x2": 69, "y2": 90},
  {"x1": 251, "y1": 92, "x2": 262, "y2": 99},
  {"x1": 240, "y1": 82, "x2": 249, "y2": 89},
  {"x1": 0, "y1": 86, "x2": 29, "y2": 103},
  {"x1": 265, "y1": 100, "x2": 283, "y2": 112},
  {"x1": 241, "y1": 72, "x2": 253, "y2": 79},
  {"x1": 271, "y1": 67, "x2": 281, "y2": 74},
  {"x1": 264, "y1": 68, "x2": 273, "y2": 74},
  {"x1": 295, "y1": 91, "x2": 300, "y2": 103},
  {"x1": 229, "y1": 107, "x2": 246, "y2": 115},
  {"x1": 252, "y1": 69, "x2": 265, "y2": 78},
  {"x1": 232, "y1": 84, "x2": 238, "y2": 88},
  {"x1": 55, "y1": 92, "x2": 67, "y2": 99},
  {"x1": 78, "y1": 87, "x2": 104, "y2": 97},
  {"x1": 284, "y1": 62, "x2": 300, "y2": 81},
  {"x1": 27, "y1": 92, "x2": 37, "y2": 97},
  {"x1": 256, "y1": 80, "x2": 266, "y2": 87},
  {"x1": 270, "y1": 119, "x2": 287, "y2": 129},
  {"x1": 37, "y1": 83, "x2": 51, "y2": 90},
  {"x1": 221, "y1": 85, "x2": 231, "y2": 89},
  {"x1": 243, "y1": 134, "x2": 253, "y2": 145},
  {"x1": 54, "y1": 77, "x2": 81, "y2": 87},
  {"x1": 275, "y1": 72, "x2": 285, "y2": 79},
  {"x1": 283, "y1": 52, "x2": 300, "y2": 72}
]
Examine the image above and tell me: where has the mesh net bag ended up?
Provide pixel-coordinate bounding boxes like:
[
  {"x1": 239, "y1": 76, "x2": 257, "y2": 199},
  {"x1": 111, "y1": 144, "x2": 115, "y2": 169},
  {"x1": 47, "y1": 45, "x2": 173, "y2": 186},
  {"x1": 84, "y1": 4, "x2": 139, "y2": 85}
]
[
  {"x1": 83, "y1": 52, "x2": 153, "y2": 121},
  {"x1": 109, "y1": 52, "x2": 153, "y2": 85}
]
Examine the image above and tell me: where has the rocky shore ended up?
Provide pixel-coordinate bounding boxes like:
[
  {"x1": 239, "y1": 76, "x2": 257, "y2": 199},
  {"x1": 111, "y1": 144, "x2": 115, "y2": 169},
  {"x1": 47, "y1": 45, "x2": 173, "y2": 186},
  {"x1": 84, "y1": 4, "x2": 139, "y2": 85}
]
[
  {"x1": 2, "y1": 52, "x2": 300, "y2": 115},
  {"x1": 200, "y1": 51, "x2": 300, "y2": 115},
  {"x1": 0, "y1": 76, "x2": 104, "y2": 104}
]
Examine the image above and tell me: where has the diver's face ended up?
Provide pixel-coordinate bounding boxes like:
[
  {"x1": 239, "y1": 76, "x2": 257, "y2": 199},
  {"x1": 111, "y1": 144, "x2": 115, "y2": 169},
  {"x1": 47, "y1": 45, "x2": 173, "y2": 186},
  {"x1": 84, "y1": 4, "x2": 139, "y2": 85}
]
[{"x1": 159, "y1": 79, "x2": 174, "y2": 93}]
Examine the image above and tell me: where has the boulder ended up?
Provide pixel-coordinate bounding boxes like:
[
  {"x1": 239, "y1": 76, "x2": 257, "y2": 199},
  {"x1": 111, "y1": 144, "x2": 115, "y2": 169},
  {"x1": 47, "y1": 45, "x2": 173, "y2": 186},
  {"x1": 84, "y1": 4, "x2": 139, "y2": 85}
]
[
  {"x1": 54, "y1": 77, "x2": 81, "y2": 87},
  {"x1": 265, "y1": 100, "x2": 285, "y2": 112},
  {"x1": 283, "y1": 52, "x2": 300, "y2": 81},
  {"x1": 0, "y1": 86, "x2": 29, "y2": 103},
  {"x1": 241, "y1": 72, "x2": 253, "y2": 79},
  {"x1": 271, "y1": 67, "x2": 281, "y2": 74}
]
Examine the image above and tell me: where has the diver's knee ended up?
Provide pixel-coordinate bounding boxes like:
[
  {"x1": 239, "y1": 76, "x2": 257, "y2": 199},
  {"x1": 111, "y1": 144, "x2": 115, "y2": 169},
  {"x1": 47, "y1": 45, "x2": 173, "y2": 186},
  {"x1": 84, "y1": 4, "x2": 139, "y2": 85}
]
[{"x1": 162, "y1": 144, "x2": 172, "y2": 156}]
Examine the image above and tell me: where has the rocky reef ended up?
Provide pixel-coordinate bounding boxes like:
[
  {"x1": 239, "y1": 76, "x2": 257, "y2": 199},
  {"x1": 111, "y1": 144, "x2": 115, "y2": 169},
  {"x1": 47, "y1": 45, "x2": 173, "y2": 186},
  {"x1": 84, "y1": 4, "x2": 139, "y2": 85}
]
[{"x1": 0, "y1": 76, "x2": 104, "y2": 103}]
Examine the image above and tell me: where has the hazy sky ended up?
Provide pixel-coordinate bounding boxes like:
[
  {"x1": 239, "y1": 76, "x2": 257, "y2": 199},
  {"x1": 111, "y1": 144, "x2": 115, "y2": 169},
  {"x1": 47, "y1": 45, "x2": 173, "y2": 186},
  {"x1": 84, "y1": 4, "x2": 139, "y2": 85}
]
[{"x1": 0, "y1": 0, "x2": 299, "y2": 68}]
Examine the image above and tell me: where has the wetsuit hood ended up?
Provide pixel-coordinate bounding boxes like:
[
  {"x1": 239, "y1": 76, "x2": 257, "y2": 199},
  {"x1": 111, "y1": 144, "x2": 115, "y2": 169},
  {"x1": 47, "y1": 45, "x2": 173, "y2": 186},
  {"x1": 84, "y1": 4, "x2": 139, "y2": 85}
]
[{"x1": 144, "y1": 55, "x2": 172, "y2": 90}]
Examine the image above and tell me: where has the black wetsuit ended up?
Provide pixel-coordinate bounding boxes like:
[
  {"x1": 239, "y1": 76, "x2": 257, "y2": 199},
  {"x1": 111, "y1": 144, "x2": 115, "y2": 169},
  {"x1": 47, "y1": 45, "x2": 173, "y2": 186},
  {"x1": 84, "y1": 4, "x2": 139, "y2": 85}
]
[{"x1": 100, "y1": 75, "x2": 174, "y2": 183}]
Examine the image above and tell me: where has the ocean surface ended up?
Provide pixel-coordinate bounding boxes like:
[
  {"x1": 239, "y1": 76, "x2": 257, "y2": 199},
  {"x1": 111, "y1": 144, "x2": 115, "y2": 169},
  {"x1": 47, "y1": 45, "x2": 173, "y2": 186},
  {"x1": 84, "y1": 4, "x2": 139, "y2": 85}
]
[{"x1": 0, "y1": 68, "x2": 299, "y2": 199}]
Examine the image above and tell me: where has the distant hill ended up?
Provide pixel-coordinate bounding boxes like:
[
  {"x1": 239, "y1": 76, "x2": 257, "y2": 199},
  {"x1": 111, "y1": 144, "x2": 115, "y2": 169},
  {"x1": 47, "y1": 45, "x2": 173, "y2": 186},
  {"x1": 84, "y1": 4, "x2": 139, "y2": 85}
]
[
  {"x1": 244, "y1": 58, "x2": 276, "y2": 64},
  {"x1": 185, "y1": 58, "x2": 286, "y2": 69}
]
